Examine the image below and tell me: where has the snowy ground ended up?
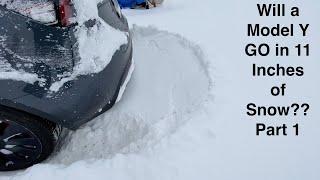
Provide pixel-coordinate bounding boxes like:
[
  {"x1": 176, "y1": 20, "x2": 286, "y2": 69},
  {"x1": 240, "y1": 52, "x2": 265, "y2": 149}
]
[{"x1": 1, "y1": 0, "x2": 320, "y2": 179}]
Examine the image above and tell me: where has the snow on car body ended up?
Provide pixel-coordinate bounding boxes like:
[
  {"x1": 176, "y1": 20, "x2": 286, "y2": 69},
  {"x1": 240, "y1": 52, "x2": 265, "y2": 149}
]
[{"x1": 0, "y1": 0, "x2": 133, "y2": 171}]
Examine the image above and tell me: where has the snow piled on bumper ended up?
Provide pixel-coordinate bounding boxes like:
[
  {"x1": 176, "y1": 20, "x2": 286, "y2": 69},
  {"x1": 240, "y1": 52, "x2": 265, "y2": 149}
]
[
  {"x1": 50, "y1": 0, "x2": 128, "y2": 91},
  {"x1": 0, "y1": 71, "x2": 39, "y2": 84}
]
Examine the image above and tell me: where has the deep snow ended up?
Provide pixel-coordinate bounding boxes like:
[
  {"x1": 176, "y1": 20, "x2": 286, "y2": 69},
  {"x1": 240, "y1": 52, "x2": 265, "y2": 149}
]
[
  {"x1": 1, "y1": 0, "x2": 320, "y2": 179},
  {"x1": 48, "y1": 26, "x2": 211, "y2": 165}
]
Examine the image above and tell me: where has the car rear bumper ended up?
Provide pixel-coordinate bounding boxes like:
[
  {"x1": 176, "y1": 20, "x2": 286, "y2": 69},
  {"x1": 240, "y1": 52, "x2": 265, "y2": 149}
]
[
  {"x1": 0, "y1": 6, "x2": 133, "y2": 129},
  {"x1": 0, "y1": 39, "x2": 132, "y2": 130}
]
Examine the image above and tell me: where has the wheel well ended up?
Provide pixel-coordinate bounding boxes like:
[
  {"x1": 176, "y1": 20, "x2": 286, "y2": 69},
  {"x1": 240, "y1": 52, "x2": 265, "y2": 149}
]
[{"x1": 0, "y1": 105, "x2": 57, "y2": 130}]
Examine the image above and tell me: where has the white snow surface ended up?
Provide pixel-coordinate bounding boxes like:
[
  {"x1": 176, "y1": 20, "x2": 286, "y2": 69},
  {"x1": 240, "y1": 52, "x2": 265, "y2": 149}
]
[
  {"x1": 1, "y1": 0, "x2": 320, "y2": 179},
  {"x1": 0, "y1": 71, "x2": 39, "y2": 84}
]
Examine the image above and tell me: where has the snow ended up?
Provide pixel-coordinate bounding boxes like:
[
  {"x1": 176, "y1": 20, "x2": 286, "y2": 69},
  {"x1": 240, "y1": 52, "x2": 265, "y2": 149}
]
[
  {"x1": 50, "y1": 0, "x2": 128, "y2": 91},
  {"x1": 0, "y1": 71, "x2": 40, "y2": 84},
  {"x1": 1, "y1": 21, "x2": 211, "y2": 179},
  {"x1": 0, "y1": 0, "x2": 56, "y2": 24},
  {"x1": 1, "y1": 0, "x2": 320, "y2": 179},
  {"x1": 47, "y1": 26, "x2": 210, "y2": 166}
]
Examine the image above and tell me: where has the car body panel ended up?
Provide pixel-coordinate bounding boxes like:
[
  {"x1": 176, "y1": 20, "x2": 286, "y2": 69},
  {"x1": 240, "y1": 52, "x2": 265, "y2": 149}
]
[{"x1": 0, "y1": 0, "x2": 132, "y2": 129}]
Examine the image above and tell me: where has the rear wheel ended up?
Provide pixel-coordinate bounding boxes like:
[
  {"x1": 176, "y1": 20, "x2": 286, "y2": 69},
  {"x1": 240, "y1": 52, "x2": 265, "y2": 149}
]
[{"x1": 0, "y1": 107, "x2": 60, "y2": 171}]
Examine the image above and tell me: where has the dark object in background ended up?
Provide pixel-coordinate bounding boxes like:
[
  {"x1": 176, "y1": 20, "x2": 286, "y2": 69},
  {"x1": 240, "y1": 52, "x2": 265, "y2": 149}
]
[
  {"x1": 0, "y1": 0, "x2": 133, "y2": 171},
  {"x1": 117, "y1": 0, "x2": 163, "y2": 9},
  {"x1": 117, "y1": 0, "x2": 146, "y2": 8}
]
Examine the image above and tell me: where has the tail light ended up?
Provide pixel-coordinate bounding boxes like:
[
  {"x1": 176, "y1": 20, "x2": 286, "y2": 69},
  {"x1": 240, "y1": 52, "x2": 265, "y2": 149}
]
[
  {"x1": 1, "y1": 0, "x2": 74, "y2": 26},
  {"x1": 1, "y1": 0, "x2": 57, "y2": 25},
  {"x1": 58, "y1": 0, "x2": 74, "y2": 26}
]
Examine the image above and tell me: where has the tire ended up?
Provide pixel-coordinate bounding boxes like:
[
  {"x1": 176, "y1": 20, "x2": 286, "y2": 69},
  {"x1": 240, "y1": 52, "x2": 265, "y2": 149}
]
[{"x1": 0, "y1": 107, "x2": 60, "y2": 171}]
